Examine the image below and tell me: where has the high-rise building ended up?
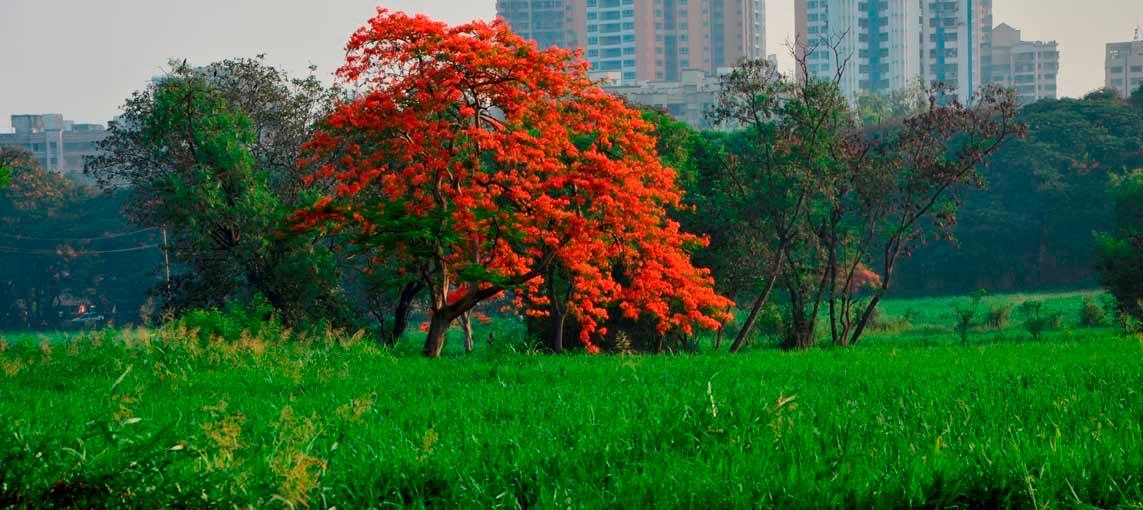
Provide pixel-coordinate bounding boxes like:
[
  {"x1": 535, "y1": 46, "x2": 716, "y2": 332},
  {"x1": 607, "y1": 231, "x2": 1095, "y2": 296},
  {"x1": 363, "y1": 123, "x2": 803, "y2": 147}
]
[
  {"x1": 586, "y1": 0, "x2": 766, "y2": 83},
  {"x1": 0, "y1": 114, "x2": 107, "y2": 175},
  {"x1": 712, "y1": 0, "x2": 767, "y2": 71},
  {"x1": 1105, "y1": 33, "x2": 1143, "y2": 98},
  {"x1": 919, "y1": 0, "x2": 992, "y2": 102},
  {"x1": 496, "y1": 0, "x2": 587, "y2": 50},
  {"x1": 795, "y1": 0, "x2": 923, "y2": 102},
  {"x1": 497, "y1": 0, "x2": 765, "y2": 84},
  {"x1": 986, "y1": 23, "x2": 1059, "y2": 105},
  {"x1": 795, "y1": 0, "x2": 996, "y2": 103}
]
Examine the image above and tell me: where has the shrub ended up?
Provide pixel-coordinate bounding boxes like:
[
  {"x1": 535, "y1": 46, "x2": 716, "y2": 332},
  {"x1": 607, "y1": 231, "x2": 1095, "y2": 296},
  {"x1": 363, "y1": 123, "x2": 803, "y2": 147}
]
[
  {"x1": 748, "y1": 304, "x2": 786, "y2": 346},
  {"x1": 178, "y1": 295, "x2": 284, "y2": 343},
  {"x1": 1078, "y1": 297, "x2": 1107, "y2": 327},
  {"x1": 953, "y1": 290, "x2": 987, "y2": 345},
  {"x1": 1018, "y1": 301, "x2": 1063, "y2": 341},
  {"x1": 870, "y1": 307, "x2": 916, "y2": 332},
  {"x1": 1101, "y1": 294, "x2": 1143, "y2": 334},
  {"x1": 985, "y1": 304, "x2": 1013, "y2": 329}
]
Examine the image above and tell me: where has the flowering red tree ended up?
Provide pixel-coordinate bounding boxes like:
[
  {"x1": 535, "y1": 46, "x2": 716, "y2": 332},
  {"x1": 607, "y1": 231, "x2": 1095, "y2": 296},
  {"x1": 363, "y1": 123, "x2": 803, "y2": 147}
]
[{"x1": 293, "y1": 10, "x2": 730, "y2": 357}]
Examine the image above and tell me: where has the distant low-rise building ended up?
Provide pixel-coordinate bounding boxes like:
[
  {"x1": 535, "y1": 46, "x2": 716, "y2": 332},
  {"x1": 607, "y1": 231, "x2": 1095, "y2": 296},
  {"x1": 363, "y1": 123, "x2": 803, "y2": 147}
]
[
  {"x1": 0, "y1": 114, "x2": 107, "y2": 175},
  {"x1": 986, "y1": 23, "x2": 1059, "y2": 105},
  {"x1": 1105, "y1": 35, "x2": 1143, "y2": 98},
  {"x1": 600, "y1": 69, "x2": 724, "y2": 129}
]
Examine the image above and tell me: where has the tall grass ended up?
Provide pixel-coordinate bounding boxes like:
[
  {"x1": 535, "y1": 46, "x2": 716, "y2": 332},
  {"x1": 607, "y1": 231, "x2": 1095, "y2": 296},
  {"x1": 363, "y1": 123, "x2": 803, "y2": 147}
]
[{"x1": 0, "y1": 292, "x2": 1140, "y2": 507}]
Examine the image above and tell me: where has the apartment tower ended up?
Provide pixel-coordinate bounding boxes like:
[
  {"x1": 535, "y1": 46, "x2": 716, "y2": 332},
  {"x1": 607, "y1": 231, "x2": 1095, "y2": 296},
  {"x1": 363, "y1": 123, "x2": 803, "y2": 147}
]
[
  {"x1": 495, "y1": 0, "x2": 587, "y2": 50},
  {"x1": 498, "y1": 0, "x2": 765, "y2": 84},
  {"x1": 920, "y1": 0, "x2": 992, "y2": 102},
  {"x1": 795, "y1": 0, "x2": 923, "y2": 102}
]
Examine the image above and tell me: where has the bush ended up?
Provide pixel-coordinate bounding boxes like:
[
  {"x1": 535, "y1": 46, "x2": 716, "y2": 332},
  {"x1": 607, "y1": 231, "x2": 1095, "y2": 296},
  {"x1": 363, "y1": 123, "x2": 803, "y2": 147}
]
[
  {"x1": 1018, "y1": 301, "x2": 1062, "y2": 341},
  {"x1": 1078, "y1": 297, "x2": 1107, "y2": 327},
  {"x1": 953, "y1": 290, "x2": 987, "y2": 345},
  {"x1": 1101, "y1": 295, "x2": 1143, "y2": 334},
  {"x1": 869, "y1": 307, "x2": 918, "y2": 332},
  {"x1": 758, "y1": 303, "x2": 786, "y2": 335},
  {"x1": 177, "y1": 295, "x2": 284, "y2": 343},
  {"x1": 985, "y1": 304, "x2": 1013, "y2": 329}
]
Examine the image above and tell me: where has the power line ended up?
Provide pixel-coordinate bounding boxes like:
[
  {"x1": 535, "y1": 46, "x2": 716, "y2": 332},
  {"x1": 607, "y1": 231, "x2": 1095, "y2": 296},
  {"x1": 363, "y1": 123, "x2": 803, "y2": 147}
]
[
  {"x1": 0, "y1": 227, "x2": 160, "y2": 243},
  {"x1": 0, "y1": 244, "x2": 162, "y2": 256}
]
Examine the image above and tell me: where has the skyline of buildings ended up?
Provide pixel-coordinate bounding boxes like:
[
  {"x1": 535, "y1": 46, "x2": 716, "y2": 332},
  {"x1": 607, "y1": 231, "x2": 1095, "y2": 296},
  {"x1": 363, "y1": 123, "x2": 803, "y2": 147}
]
[
  {"x1": 496, "y1": 0, "x2": 586, "y2": 51},
  {"x1": 921, "y1": 0, "x2": 993, "y2": 101},
  {"x1": 601, "y1": 68, "x2": 724, "y2": 128},
  {"x1": 492, "y1": 1, "x2": 1143, "y2": 127}
]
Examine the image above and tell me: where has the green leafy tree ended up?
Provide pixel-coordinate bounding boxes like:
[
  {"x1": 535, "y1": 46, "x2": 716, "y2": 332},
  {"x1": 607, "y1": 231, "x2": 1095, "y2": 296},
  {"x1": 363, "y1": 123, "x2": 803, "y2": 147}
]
[
  {"x1": 706, "y1": 43, "x2": 1021, "y2": 351},
  {"x1": 87, "y1": 59, "x2": 351, "y2": 326},
  {"x1": 1095, "y1": 169, "x2": 1143, "y2": 323},
  {"x1": 1131, "y1": 84, "x2": 1143, "y2": 110},
  {"x1": 707, "y1": 56, "x2": 851, "y2": 350},
  {"x1": 1018, "y1": 300, "x2": 1061, "y2": 340},
  {"x1": 0, "y1": 148, "x2": 30, "y2": 189}
]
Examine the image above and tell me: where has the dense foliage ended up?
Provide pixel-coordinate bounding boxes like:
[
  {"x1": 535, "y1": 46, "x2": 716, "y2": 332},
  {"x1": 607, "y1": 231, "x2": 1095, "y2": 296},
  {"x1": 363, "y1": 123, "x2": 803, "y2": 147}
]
[
  {"x1": 0, "y1": 11, "x2": 1137, "y2": 358},
  {"x1": 1095, "y1": 169, "x2": 1143, "y2": 325},
  {"x1": 898, "y1": 90, "x2": 1143, "y2": 294},
  {"x1": 87, "y1": 59, "x2": 351, "y2": 326}
]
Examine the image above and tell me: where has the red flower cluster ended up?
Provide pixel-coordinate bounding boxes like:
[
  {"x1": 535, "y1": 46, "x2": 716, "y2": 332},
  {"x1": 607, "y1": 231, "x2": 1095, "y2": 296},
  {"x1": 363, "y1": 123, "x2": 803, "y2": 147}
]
[{"x1": 294, "y1": 9, "x2": 731, "y2": 352}]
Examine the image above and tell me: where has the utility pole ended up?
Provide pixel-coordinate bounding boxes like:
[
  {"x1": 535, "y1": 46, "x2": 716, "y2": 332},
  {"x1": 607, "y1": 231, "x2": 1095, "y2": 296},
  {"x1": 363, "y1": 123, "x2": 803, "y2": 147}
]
[{"x1": 161, "y1": 227, "x2": 171, "y2": 297}]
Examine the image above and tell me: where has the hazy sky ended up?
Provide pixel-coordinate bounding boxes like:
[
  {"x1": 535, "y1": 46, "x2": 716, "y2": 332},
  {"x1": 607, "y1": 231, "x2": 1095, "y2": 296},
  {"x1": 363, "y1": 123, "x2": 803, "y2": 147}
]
[{"x1": 2, "y1": 0, "x2": 1141, "y2": 131}]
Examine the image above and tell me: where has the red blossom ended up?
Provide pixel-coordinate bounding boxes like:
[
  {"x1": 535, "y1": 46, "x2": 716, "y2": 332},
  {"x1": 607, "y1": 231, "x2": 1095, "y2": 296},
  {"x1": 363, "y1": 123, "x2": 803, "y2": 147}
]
[{"x1": 293, "y1": 9, "x2": 731, "y2": 350}]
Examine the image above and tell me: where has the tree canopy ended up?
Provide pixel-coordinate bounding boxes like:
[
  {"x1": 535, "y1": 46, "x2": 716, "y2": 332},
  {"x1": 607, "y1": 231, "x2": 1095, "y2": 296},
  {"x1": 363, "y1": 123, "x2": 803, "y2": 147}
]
[
  {"x1": 87, "y1": 58, "x2": 350, "y2": 325},
  {"x1": 1096, "y1": 169, "x2": 1143, "y2": 324},
  {"x1": 292, "y1": 9, "x2": 730, "y2": 356}
]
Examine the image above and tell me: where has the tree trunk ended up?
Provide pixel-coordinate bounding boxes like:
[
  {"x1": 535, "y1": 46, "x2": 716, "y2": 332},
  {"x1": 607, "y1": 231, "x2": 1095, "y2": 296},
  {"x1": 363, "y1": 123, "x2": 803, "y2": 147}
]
[
  {"x1": 549, "y1": 309, "x2": 567, "y2": 354},
  {"x1": 847, "y1": 249, "x2": 898, "y2": 346},
  {"x1": 729, "y1": 271, "x2": 781, "y2": 353},
  {"x1": 390, "y1": 282, "x2": 423, "y2": 346},
  {"x1": 423, "y1": 312, "x2": 454, "y2": 358},
  {"x1": 847, "y1": 292, "x2": 884, "y2": 347},
  {"x1": 462, "y1": 312, "x2": 474, "y2": 353},
  {"x1": 545, "y1": 269, "x2": 569, "y2": 354}
]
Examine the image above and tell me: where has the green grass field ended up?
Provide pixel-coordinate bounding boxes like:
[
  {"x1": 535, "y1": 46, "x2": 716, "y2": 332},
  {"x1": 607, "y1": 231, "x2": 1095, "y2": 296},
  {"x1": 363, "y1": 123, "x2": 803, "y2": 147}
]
[{"x1": 1, "y1": 291, "x2": 1141, "y2": 508}]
